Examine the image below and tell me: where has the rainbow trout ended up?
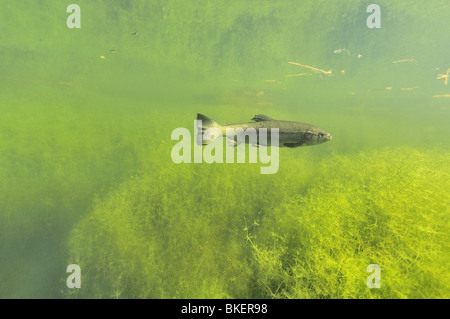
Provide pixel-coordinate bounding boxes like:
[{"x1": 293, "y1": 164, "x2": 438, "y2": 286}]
[{"x1": 196, "y1": 113, "x2": 332, "y2": 148}]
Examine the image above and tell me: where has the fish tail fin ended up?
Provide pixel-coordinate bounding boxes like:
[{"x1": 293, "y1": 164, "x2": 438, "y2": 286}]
[{"x1": 196, "y1": 113, "x2": 222, "y2": 145}]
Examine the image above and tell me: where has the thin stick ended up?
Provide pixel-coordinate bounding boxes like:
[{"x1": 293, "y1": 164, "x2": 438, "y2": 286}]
[
  {"x1": 285, "y1": 73, "x2": 312, "y2": 78},
  {"x1": 392, "y1": 58, "x2": 416, "y2": 63},
  {"x1": 288, "y1": 61, "x2": 332, "y2": 75}
]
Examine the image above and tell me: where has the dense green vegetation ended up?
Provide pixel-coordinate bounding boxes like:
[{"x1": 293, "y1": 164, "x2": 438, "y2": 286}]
[
  {"x1": 0, "y1": 1, "x2": 448, "y2": 298},
  {"x1": 67, "y1": 148, "x2": 449, "y2": 298}
]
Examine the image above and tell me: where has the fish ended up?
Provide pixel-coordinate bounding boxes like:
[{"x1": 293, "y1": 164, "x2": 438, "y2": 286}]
[{"x1": 196, "y1": 113, "x2": 332, "y2": 148}]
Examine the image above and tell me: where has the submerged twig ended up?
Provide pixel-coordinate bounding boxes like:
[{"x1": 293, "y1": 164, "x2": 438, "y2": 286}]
[
  {"x1": 288, "y1": 61, "x2": 332, "y2": 75},
  {"x1": 436, "y1": 68, "x2": 449, "y2": 85},
  {"x1": 392, "y1": 58, "x2": 416, "y2": 63},
  {"x1": 284, "y1": 73, "x2": 312, "y2": 78}
]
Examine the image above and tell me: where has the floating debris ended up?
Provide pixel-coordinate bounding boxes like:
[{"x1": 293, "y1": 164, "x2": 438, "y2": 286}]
[
  {"x1": 357, "y1": 53, "x2": 363, "y2": 59},
  {"x1": 385, "y1": 87, "x2": 392, "y2": 90},
  {"x1": 285, "y1": 73, "x2": 312, "y2": 78},
  {"x1": 264, "y1": 80, "x2": 276, "y2": 83},
  {"x1": 131, "y1": 31, "x2": 139, "y2": 36},
  {"x1": 256, "y1": 91, "x2": 264, "y2": 97},
  {"x1": 433, "y1": 94, "x2": 450, "y2": 98},
  {"x1": 392, "y1": 58, "x2": 416, "y2": 63},
  {"x1": 340, "y1": 70, "x2": 345, "y2": 74},
  {"x1": 100, "y1": 56, "x2": 105, "y2": 59},
  {"x1": 436, "y1": 68, "x2": 449, "y2": 85},
  {"x1": 400, "y1": 87, "x2": 419, "y2": 91},
  {"x1": 334, "y1": 48, "x2": 350, "y2": 55},
  {"x1": 288, "y1": 61, "x2": 332, "y2": 75},
  {"x1": 109, "y1": 48, "x2": 119, "y2": 53}
]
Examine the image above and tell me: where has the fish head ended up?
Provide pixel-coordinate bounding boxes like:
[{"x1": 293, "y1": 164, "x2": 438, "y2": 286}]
[{"x1": 301, "y1": 126, "x2": 332, "y2": 146}]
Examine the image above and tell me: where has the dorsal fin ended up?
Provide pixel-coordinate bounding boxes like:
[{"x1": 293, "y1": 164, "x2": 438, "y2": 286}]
[{"x1": 251, "y1": 114, "x2": 274, "y2": 122}]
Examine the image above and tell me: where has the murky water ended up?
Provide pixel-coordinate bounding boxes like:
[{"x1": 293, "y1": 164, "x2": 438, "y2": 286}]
[{"x1": 0, "y1": 1, "x2": 448, "y2": 298}]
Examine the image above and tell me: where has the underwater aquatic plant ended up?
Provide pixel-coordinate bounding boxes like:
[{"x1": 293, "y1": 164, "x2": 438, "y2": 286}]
[
  {"x1": 67, "y1": 147, "x2": 449, "y2": 298},
  {"x1": 252, "y1": 148, "x2": 449, "y2": 298}
]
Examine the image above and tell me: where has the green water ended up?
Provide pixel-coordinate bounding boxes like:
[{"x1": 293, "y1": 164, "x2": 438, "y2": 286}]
[{"x1": 1, "y1": 0, "x2": 449, "y2": 298}]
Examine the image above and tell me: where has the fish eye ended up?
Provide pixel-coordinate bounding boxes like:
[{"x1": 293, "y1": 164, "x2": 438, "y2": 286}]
[{"x1": 318, "y1": 133, "x2": 324, "y2": 137}]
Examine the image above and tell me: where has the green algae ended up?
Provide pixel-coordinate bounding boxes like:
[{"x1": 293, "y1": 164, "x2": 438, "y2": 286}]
[{"x1": 67, "y1": 148, "x2": 449, "y2": 298}]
